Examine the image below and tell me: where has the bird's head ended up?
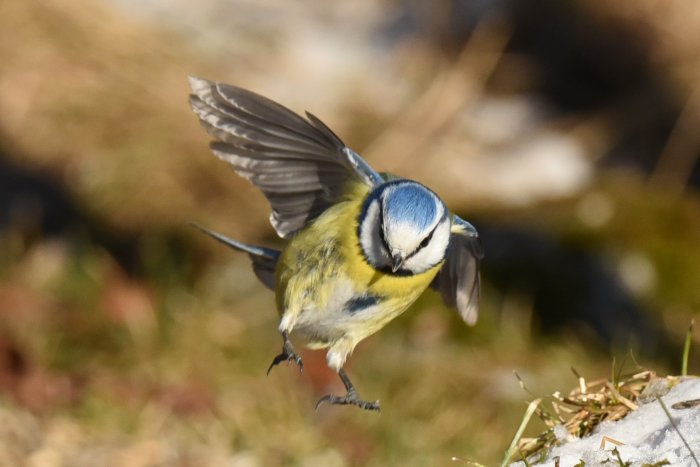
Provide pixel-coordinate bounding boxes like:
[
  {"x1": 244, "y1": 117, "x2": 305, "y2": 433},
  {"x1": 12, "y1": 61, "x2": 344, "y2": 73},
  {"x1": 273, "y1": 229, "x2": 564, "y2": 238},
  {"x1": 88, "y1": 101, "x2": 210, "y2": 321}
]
[{"x1": 358, "y1": 180, "x2": 451, "y2": 275}]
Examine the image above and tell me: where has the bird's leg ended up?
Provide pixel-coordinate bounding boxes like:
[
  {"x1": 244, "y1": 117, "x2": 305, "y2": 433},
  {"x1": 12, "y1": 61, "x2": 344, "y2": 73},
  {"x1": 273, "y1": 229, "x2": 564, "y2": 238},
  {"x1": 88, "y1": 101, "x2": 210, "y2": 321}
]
[
  {"x1": 315, "y1": 369, "x2": 380, "y2": 412},
  {"x1": 267, "y1": 330, "x2": 303, "y2": 374}
]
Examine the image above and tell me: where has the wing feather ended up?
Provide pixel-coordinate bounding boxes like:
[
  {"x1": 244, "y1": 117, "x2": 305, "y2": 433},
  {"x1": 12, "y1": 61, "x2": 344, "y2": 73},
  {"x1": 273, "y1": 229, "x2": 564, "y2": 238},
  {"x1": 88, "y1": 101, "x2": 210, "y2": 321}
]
[
  {"x1": 189, "y1": 76, "x2": 382, "y2": 238},
  {"x1": 190, "y1": 77, "x2": 330, "y2": 147},
  {"x1": 430, "y1": 215, "x2": 483, "y2": 325}
]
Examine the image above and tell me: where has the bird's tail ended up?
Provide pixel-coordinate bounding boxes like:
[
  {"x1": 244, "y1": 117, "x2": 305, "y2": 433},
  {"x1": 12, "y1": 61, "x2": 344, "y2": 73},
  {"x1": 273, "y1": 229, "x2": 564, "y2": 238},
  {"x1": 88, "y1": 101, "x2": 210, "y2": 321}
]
[{"x1": 191, "y1": 223, "x2": 280, "y2": 290}]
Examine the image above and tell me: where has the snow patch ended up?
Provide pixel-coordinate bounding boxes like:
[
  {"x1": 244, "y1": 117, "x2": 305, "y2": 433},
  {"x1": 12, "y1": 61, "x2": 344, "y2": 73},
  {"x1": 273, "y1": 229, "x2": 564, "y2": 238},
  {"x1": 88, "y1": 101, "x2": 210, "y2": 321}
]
[{"x1": 514, "y1": 378, "x2": 700, "y2": 467}]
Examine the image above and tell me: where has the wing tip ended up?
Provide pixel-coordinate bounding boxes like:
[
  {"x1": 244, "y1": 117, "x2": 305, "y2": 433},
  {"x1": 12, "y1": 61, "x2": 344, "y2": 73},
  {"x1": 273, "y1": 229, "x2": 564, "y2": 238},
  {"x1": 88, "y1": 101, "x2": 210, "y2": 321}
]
[
  {"x1": 457, "y1": 290, "x2": 479, "y2": 326},
  {"x1": 458, "y1": 274, "x2": 481, "y2": 326},
  {"x1": 461, "y1": 305, "x2": 479, "y2": 326},
  {"x1": 188, "y1": 75, "x2": 213, "y2": 94}
]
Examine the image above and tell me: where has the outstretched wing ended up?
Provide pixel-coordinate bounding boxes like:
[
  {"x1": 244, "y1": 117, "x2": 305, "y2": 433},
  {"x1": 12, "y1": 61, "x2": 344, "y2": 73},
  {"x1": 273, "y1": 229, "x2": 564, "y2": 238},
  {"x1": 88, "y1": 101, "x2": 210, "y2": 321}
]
[
  {"x1": 430, "y1": 215, "x2": 483, "y2": 325},
  {"x1": 189, "y1": 77, "x2": 383, "y2": 239}
]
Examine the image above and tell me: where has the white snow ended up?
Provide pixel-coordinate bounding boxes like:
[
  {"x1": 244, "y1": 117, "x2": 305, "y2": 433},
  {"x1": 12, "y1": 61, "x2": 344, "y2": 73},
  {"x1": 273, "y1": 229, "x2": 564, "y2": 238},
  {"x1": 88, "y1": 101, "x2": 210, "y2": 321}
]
[{"x1": 514, "y1": 378, "x2": 700, "y2": 467}]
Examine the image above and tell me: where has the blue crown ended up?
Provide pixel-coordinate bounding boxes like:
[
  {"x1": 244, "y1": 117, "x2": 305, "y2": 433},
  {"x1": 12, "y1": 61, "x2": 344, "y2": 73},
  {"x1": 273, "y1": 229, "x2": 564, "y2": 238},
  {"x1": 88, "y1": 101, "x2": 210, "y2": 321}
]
[{"x1": 378, "y1": 181, "x2": 443, "y2": 231}]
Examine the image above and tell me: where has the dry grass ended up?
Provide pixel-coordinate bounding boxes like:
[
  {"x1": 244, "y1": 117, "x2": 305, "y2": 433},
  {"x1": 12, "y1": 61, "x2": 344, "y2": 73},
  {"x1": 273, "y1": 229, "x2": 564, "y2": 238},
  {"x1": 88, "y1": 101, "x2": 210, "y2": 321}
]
[
  {"x1": 512, "y1": 369, "x2": 659, "y2": 463},
  {"x1": 511, "y1": 321, "x2": 697, "y2": 466}
]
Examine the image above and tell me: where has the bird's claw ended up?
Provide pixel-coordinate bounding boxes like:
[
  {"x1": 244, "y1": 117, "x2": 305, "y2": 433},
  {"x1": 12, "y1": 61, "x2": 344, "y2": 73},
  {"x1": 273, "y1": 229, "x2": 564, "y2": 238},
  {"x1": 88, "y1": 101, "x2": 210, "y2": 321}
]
[
  {"x1": 315, "y1": 390, "x2": 381, "y2": 412},
  {"x1": 266, "y1": 341, "x2": 303, "y2": 375}
]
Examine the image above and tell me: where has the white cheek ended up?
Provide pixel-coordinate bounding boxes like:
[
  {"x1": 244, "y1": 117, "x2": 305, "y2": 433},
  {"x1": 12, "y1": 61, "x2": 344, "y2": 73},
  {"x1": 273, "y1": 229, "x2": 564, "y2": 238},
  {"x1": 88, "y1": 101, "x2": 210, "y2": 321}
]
[
  {"x1": 404, "y1": 222, "x2": 450, "y2": 273},
  {"x1": 359, "y1": 200, "x2": 390, "y2": 266}
]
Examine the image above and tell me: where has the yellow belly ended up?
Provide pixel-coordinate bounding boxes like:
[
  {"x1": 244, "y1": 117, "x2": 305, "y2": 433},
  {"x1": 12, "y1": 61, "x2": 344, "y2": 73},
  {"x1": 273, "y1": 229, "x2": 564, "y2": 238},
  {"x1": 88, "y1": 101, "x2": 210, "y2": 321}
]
[{"x1": 274, "y1": 182, "x2": 442, "y2": 348}]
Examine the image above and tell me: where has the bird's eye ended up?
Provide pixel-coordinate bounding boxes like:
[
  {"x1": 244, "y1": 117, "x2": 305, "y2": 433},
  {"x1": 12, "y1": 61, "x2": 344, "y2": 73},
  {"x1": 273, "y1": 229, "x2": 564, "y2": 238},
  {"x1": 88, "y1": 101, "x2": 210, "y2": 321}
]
[{"x1": 417, "y1": 229, "x2": 435, "y2": 251}]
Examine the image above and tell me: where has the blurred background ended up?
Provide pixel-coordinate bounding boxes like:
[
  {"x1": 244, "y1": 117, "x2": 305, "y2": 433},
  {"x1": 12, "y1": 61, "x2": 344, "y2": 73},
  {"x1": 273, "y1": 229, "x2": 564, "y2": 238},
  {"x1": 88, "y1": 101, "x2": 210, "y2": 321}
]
[{"x1": 1, "y1": 0, "x2": 699, "y2": 465}]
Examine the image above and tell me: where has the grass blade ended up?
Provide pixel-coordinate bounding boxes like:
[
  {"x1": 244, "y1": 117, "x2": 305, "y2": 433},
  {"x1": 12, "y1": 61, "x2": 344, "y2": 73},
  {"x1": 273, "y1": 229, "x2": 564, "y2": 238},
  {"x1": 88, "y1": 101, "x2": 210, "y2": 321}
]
[
  {"x1": 681, "y1": 319, "x2": 694, "y2": 376},
  {"x1": 501, "y1": 398, "x2": 542, "y2": 467},
  {"x1": 656, "y1": 396, "x2": 700, "y2": 467}
]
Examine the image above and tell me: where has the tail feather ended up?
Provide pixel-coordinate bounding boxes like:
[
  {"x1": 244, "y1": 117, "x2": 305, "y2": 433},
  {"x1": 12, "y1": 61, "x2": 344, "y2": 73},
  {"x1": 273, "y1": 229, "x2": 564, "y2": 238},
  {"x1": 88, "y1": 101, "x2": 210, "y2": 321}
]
[{"x1": 191, "y1": 223, "x2": 280, "y2": 290}]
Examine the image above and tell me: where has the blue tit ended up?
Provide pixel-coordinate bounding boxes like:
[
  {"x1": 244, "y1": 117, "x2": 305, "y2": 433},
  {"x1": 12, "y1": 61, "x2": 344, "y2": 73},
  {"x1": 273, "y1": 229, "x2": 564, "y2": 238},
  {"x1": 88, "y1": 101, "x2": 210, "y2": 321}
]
[{"x1": 188, "y1": 77, "x2": 483, "y2": 412}]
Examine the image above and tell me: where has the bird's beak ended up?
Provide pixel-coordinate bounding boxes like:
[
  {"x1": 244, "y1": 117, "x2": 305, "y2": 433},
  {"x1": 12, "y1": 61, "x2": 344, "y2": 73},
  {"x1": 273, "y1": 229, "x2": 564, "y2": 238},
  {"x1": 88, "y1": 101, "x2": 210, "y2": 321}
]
[{"x1": 391, "y1": 252, "x2": 405, "y2": 273}]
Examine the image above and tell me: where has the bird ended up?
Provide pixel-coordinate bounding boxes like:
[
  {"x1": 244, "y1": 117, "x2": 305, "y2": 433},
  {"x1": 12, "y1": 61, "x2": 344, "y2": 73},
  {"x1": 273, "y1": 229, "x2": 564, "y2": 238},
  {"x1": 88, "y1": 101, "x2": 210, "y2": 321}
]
[{"x1": 188, "y1": 77, "x2": 483, "y2": 411}]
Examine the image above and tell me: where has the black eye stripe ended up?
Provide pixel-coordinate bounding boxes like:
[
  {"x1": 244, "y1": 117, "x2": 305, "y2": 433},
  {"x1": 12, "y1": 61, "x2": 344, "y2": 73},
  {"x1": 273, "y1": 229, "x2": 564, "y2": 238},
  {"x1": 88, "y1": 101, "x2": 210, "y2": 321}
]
[
  {"x1": 406, "y1": 223, "x2": 438, "y2": 261},
  {"x1": 420, "y1": 229, "x2": 434, "y2": 247}
]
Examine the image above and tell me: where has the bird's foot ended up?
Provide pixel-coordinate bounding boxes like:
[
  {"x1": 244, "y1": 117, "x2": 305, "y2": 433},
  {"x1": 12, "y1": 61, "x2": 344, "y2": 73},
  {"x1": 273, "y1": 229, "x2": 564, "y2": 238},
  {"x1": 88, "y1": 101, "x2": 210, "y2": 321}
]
[
  {"x1": 315, "y1": 390, "x2": 381, "y2": 412},
  {"x1": 267, "y1": 333, "x2": 303, "y2": 374}
]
